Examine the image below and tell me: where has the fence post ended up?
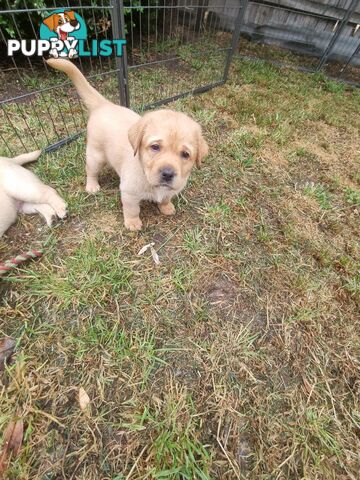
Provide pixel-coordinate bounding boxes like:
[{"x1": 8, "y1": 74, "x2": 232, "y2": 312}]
[
  {"x1": 223, "y1": 0, "x2": 249, "y2": 82},
  {"x1": 110, "y1": 0, "x2": 129, "y2": 107},
  {"x1": 194, "y1": 1, "x2": 208, "y2": 33},
  {"x1": 317, "y1": 0, "x2": 358, "y2": 71}
]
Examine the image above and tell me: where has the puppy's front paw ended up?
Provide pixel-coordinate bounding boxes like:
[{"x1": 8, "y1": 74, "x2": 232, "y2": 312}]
[
  {"x1": 46, "y1": 214, "x2": 57, "y2": 227},
  {"x1": 86, "y1": 182, "x2": 101, "y2": 194},
  {"x1": 158, "y1": 201, "x2": 175, "y2": 215},
  {"x1": 55, "y1": 200, "x2": 68, "y2": 220},
  {"x1": 124, "y1": 217, "x2": 142, "y2": 231}
]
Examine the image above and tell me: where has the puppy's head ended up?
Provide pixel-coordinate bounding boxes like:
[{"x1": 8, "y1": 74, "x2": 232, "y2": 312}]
[
  {"x1": 43, "y1": 11, "x2": 79, "y2": 38},
  {"x1": 128, "y1": 110, "x2": 208, "y2": 191}
]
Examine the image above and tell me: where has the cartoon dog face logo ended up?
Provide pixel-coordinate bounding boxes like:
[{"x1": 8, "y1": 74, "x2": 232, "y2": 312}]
[
  {"x1": 43, "y1": 11, "x2": 80, "y2": 41},
  {"x1": 40, "y1": 10, "x2": 89, "y2": 59},
  {"x1": 42, "y1": 10, "x2": 81, "y2": 58}
]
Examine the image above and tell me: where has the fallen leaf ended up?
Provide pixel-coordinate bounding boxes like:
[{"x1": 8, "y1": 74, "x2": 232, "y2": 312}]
[
  {"x1": 0, "y1": 418, "x2": 24, "y2": 475},
  {"x1": 150, "y1": 245, "x2": 160, "y2": 265},
  {"x1": 78, "y1": 387, "x2": 90, "y2": 411},
  {"x1": 138, "y1": 242, "x2": 160, "y2": 265},
  {"x1": 3, "y1": 420, "x2": 23, "y2": 456},
  {"x1": 0, "y1": 337, "x2": 16, "y2": 372},
  {"x1": 138, "y1": 242, "x2": 155, "y2": 256}
]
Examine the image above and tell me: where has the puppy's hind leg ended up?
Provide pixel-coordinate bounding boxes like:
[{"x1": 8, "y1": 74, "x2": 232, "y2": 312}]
[
  {"x1": 86, "y1": 145, "x2": 105, "y2": 194},
  {"x1": 3, "y1": 165, "x2": 67, "y2": 220},
  {"x1": 21, "y1": 203, "x2": 57, "y2": 226},
  {"x1": 19, "y1": 185, "x2": 67, "y2": 221},
  {"x1": 0, "y1": 192, "x2": 18, "y2": 237},
  {"x1": 42, "y1": 187, "x2": 68, "y2": 220}
]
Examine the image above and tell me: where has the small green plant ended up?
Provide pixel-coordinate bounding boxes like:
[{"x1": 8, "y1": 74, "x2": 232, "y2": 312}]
[
  {"x1": 183, "y1": 227, "x2": 208, "y2": 255},
  {"x1": 255, "y1": 222, "x2": 273, "y2": 242},
  {"x1": 204, "y1": 199, "x2": 231, "y2": 225},
  {"x1": 172, "y1": 267, "x2": 194, "y2": 294},
  {"x1": 344, "y1": 274, "x2": 360, "y2": 296},
  {"x1": 235, "y1": 196, "x2": 248, "y2": 209},
  {"x1": 234, "y1": 151, "x2": 254, "y2": 169},
  {"x1": 294, "y1": 147, "x2": 316, "y2": 161},
  {"x1": 323, "y1": 78, "x2": 345, "y2": 94},
  {"x1": 304, "y1": 183, "x2": 332, "y2": 210},
  {"x1": 150, "y1": 393, "x2": 211, "y2": 479},
  {"x1": 344, "y1": 187, "x2": 360, "y2": 206}
]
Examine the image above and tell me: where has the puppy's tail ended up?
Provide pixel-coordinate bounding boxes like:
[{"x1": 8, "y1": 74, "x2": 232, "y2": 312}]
[
  {"x1": 46, "y1": 58, "x2": 107, "y2": 111},
  {"x1": 11, "y1": 150, "x2": 42, "y2": 165}
]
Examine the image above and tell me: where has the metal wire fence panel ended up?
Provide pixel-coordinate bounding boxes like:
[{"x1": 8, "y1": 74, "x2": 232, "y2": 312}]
[
  {"x1": 0, "y1": 1, "x2": 121, "y2": 156},
  {"x1": 0, "y1": 1, "x2": 358, "y2": 157},
  {"x1": 230, "y1": 0, "x2": 360, "y2": 84},
  {"x1": 0, "y1": 0, "x2": 243, "y2": 155},
  {"x1": 318, "y1": 0, "x2": 360, "y2": 83},
  {"x1": 123, "y1": 0, "x2": 242, "y2": 111}
]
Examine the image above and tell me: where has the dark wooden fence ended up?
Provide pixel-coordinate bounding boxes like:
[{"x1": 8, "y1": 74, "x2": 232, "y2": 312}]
[{"x1": 203, "y1": 0, "x2": 360, "y2": 82}]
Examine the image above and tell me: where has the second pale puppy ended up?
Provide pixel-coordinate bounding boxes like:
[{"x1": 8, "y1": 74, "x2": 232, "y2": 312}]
[{"x1": 46, "y1": 59, "x2": 209, "y2": 231}]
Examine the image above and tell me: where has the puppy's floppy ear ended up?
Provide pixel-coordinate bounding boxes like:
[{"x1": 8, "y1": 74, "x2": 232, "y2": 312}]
[
  {"x1": 196, "y1": 130, "x2": 209, "y2": 168},
  {"x1": 128, "y1": 118, "x2": 147, "y2": 156},
  {"x1": 66, "y1": 10, "x2": 76, "y2": 20},
  {"x1": 43, "y1": 14, "x2": 58, "y2": 32}
]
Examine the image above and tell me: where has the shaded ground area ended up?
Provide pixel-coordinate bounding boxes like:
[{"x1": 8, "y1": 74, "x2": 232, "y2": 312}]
[{"x1": 0, "y1": 60, "x2": 359, "y2": 479}]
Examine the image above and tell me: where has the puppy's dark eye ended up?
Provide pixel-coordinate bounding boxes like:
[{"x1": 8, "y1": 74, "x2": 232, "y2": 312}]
[
  {"x1": 181, "y1": 151, "x2": 190, "y2": 159},
  {"x1": 150, "y1": 144, "x2": 160, "y2": 152},
  {"x1": 58, "y1": 18, "x2": 64, "y2": 25}
]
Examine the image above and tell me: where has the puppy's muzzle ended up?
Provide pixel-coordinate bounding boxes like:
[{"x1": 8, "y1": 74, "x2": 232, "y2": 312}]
[{"x1": 160, "y1": 167, "x2": 176, "y2": 184}]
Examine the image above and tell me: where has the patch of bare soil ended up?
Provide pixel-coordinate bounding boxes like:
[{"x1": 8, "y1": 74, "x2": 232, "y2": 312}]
[
  {"x1": 0, "y1": 217, "x2": 50, "y2": 261},
  {"x1": 168, "y1": 350, "x2": 204, "y2": 388},
  {"x1": 204, "y1": 274, "x2": 265, "y2": 326}
]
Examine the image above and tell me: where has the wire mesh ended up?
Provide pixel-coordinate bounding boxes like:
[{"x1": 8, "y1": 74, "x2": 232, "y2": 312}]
[
  {"x1": 124, "y1": 0, "x2": 240, "y2": 110},
  {"x1": 232, "y1": 0, "x2": 360, "y2": 84},
  {"x1": 0, "y1": 1, "x2": 120, "y2": 156},
  {"x1": 0, "y1": 1, "x2": 358, "y2": 157},
  {"x1": 0, "y1": 0, "x2": 242, "y2": 156}
]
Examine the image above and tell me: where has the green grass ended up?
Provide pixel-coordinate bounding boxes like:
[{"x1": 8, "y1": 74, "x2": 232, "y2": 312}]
[
  {"x1": 1, "y1": 51, "x2": 360, "y2": 479},
  {"x1": 9, "y1": 235, "x2": 134, "y2": 309},
  {"x1": 303, "y1": 183, "x2": 332, "y2": 210},
  {"x1": 344, "y1": 186, "x2": 360, "y2": 206}
]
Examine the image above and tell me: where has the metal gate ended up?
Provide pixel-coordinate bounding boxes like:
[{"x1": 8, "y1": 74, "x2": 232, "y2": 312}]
[
  {"x1": 0, "y1": 1, "x2": 244, "y2": 156},
  {"x1": 0, "y1": 1, "x2": 358, "y2": 157},
  {"x1": 117, "y1": 0, "x2": 246, "y2": 109}
]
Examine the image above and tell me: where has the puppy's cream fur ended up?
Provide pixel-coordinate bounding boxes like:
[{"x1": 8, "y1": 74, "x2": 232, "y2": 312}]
[
  {"x1": 0, "y1": 151, "x2": 67, "y2": 237},
  {"x1": 46, "y1": 58, "x2": 208, "y2": 230}
]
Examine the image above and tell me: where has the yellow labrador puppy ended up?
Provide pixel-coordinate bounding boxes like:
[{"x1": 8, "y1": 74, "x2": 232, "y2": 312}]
[
  {"x1": 0, "y1": 150, "x2": 67, "y2": 237},
  {"x1": 46, "y1": 59, "x2": 208, "y2": 231}
]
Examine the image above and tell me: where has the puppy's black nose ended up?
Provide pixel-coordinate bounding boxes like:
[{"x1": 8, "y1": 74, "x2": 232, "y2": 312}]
[
  {"x1": 70, "y1": 20, "x2": 79, "y2": 27},
  {"x1": 160, "y1": 167, "x2": 175, "y2": 183}
]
